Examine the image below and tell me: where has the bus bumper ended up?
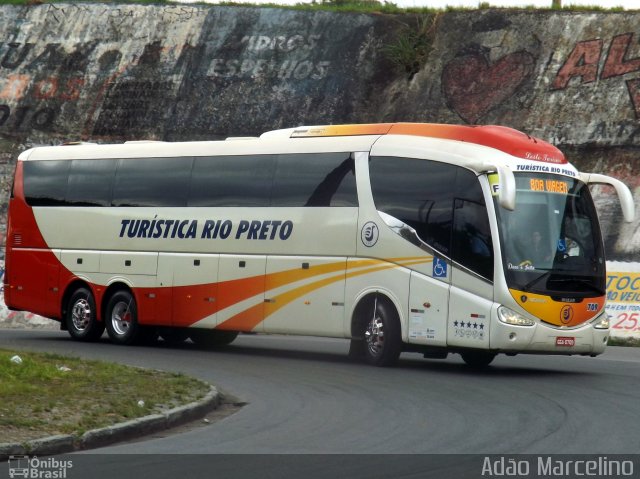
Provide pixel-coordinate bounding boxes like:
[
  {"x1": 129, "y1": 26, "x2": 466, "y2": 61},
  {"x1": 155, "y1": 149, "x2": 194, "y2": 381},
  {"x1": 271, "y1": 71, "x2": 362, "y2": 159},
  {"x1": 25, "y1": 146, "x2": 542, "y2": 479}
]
[{"x1": 490, "y1": 319, "x2": 609, "y2": 356}]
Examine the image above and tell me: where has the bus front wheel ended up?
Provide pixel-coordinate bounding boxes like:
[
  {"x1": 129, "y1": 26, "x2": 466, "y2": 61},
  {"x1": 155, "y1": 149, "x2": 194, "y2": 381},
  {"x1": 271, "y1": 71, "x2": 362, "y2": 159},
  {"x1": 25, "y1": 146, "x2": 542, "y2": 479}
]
[
  {"x1": 460, "y1": 350, "x2": 496, "y2": 368},
  {"x1": 363, "y1": 298, "x2": 402, "y2": 367},
  {"x1": 105, "y1": 290, "x2": 140, "y2": 345},
  {"x1": 66, "y1": 287, "x2": 104, "y2": 341}
]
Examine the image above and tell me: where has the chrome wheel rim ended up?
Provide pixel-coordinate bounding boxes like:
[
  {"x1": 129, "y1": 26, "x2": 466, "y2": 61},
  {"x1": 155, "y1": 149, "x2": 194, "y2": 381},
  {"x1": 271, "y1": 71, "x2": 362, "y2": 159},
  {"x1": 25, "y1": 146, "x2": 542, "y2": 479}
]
[
  {"x1": 111, "y1": 301, "x2": 132, "y2": 336},
  {"x1": 365, "y1": 316, "x2": 384, "y2": 357},
  {"x1": 71, "y1": 299, "x2": 91, "y2": 331}
]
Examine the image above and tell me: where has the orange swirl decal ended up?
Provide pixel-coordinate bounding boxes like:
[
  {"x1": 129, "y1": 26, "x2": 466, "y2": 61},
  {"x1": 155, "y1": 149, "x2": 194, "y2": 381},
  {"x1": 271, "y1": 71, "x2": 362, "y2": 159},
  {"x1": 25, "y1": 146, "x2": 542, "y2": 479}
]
[{"x1": 216, "y1": 257, "x2": 432, "y2": 331}]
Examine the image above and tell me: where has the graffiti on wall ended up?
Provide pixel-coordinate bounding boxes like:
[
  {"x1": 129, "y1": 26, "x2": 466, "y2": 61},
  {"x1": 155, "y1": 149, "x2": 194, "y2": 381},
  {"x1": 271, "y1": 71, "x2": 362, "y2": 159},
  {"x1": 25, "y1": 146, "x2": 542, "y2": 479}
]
[
  {"x1": 0, "y1": 40, "x2": 101, "y2": 134},
  {"x1": 0, "y1": 33, "x2": 336, "y2": 139},
  {"x1": 442, "y1": 51, "x2": 535, "y2": 124},
  {"x1": 551, "y1": 33, "x2": 640, "y2": 115},
  {"x1": 440, "y1": 29, "x2": 640, "y2": 144},
  {"x1": 91, "y1": 32, "x2": 334, "y2": 138},
  {"x1": 46, "y1": 2, "x2": 203, "y2": 26},
  {"x1": 210, "y1": 35, "x2": 330, "y2": 80}
]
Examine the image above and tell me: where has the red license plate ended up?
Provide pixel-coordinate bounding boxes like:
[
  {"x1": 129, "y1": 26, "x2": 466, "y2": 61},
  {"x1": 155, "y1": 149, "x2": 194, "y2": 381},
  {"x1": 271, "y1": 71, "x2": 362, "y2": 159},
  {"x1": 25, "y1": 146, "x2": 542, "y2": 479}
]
[{"x1": 556, "y1": 336, "x2": 575, "y2": 347}]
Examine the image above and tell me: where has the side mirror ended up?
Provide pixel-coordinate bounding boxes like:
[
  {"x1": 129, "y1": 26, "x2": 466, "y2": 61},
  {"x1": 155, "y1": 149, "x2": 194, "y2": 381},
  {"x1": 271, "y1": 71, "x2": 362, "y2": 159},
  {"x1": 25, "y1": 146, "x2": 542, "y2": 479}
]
[
  {"x1": 496, "y1": 165, "x2": 516, "y2": 211},
  {"x1": 468, "y1": 161, "x2": 516, "y2": 211},
  {"x1": 580, "y1": 173, "x2": 635, "y2": 223}
]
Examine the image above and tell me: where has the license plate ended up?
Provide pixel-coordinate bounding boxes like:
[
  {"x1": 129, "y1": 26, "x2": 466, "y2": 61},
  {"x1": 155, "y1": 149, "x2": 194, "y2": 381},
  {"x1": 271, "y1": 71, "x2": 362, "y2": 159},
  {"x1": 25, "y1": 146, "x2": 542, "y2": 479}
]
[{"x1": 556, "y1": 336, "x2": 575, "y2": 347}]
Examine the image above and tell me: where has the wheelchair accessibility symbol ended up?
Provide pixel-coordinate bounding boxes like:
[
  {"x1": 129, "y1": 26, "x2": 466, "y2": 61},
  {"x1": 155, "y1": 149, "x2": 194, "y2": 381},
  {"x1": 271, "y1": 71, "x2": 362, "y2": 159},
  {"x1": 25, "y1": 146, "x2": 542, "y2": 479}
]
[
  {"x1": 557, "y1": 239, "x2": 567, "y2": 253},
  {"x1": 433, "y1": 258, "x2": 447, "y2": 279}
]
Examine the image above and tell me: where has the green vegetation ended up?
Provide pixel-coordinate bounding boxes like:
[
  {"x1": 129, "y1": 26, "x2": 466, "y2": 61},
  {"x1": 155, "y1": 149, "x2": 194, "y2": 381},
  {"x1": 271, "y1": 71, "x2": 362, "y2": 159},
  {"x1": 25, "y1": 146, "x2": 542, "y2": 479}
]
[
  {"x1": 0, "y1": 349, "x2": 210, "y2": 443},
  {"x1": 383, "y1": 14, "x2": 439, "y2": 79},
  {"x1": 608, "y1": 337, "x2": 640, "y2": 347}
]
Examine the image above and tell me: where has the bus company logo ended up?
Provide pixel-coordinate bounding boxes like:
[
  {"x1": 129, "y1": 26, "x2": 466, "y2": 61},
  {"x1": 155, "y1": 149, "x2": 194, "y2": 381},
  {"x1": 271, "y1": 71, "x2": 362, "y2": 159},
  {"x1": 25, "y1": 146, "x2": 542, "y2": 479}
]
[
  {"x1": 361, "y1": 222, "x2": 379, "y2": 247},
  {"x1": 560, "y1": 305, "x2": 574, "y2": 324},
  {"x1": 8, "y1": 455, "x2": 72, "y2": 478}
]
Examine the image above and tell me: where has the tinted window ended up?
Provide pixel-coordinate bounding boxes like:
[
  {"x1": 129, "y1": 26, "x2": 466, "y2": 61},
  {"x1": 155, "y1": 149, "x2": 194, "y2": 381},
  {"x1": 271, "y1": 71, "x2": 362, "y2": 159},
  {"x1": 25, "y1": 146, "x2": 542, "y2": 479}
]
[
  {"x1": 66, "y1": 159, "x2": 116, "y2": 206},
  {"x1": 24, "y1": 160, "x2": 71, "y2": 206},
  {"x1": 22, "y1": 153, "x2": 359, "y2": 209},
  {"x1": 113, "y1": 157, "x2": 192, "y2": 207},
  {"x1": 188, "y1": 155, "x2": 275, "y2": 207},
  {"x1": 452, "y1": 169, "x2": 493, "y2": 279},
  {"x1": 272, "y1": 153, "x2": 358, "y2": 207},
  {"x1": 370, "y1": 157, "x2": 454, "y2": 255}
]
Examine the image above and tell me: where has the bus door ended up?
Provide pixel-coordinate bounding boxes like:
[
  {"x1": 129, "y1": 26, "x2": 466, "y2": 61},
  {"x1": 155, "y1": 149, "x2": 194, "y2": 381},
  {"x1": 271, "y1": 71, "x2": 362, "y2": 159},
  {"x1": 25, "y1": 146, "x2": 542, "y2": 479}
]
[
  {"x1": 447, "y1": 174, "x2": 494, "y2": 349},
  {"x1": 361, "y1": 154, "x2": 453, "y2": 346}
]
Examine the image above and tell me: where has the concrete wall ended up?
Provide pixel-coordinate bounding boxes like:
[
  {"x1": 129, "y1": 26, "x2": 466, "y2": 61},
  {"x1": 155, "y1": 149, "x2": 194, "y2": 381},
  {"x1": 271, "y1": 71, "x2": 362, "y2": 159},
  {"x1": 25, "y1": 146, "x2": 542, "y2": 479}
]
[
  {"x1": 0, "y1": 4, "x2": 397, "y2": 142},
  {"x1": 0, "y1": 4, "x2": 637, "y2": 258},
  {"x1": 383, "y1": 10, "x2": 640, "y2": 146}
]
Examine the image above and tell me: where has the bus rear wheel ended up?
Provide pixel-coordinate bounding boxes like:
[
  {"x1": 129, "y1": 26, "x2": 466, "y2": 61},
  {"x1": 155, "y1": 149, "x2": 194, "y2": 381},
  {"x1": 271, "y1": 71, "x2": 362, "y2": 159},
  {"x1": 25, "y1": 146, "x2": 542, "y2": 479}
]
[
  {"x1": 66, "y1": 287, "x2": 104, "y2": 341},
  {"x1": 189, "y1": 329, "x2": 239, "y2": 348},
  {"x1": 105, "y1": 290, "x2": 140, "y2": 345},
  {"x1": 363, "y1": 298, "x2": 402, "y2": 367}
]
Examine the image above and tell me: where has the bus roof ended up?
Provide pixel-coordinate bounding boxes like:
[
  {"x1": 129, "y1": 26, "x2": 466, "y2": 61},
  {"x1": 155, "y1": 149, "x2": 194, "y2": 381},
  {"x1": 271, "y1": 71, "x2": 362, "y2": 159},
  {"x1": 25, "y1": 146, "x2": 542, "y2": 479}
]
[
  {"x1": 264, "y1": 123, "x2": 566, "y2": 165},
  {"x1": 21, "y1": 123, "x2": 565, "y2": 167}
]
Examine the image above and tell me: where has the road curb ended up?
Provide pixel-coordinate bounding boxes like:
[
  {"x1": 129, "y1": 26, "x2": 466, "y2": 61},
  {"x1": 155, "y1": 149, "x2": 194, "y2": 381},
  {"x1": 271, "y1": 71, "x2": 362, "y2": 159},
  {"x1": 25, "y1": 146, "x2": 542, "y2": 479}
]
[{"x1": 0, "y1": 385, "x2": 220, "y2": 460}]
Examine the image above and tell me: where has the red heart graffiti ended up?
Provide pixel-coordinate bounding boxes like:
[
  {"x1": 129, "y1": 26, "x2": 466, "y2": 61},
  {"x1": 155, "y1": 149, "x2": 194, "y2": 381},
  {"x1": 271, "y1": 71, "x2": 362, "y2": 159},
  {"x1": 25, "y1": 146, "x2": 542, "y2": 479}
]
[{"x1": 442, "y1": 52, "x2": 534, "y2": 124}]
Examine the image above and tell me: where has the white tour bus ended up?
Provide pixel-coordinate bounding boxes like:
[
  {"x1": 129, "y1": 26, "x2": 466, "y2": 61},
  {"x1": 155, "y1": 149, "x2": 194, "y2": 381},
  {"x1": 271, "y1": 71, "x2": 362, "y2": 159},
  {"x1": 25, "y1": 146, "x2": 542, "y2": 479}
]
[{"x1": 4, "y1": 123, "x2": 634, "y2": 367}]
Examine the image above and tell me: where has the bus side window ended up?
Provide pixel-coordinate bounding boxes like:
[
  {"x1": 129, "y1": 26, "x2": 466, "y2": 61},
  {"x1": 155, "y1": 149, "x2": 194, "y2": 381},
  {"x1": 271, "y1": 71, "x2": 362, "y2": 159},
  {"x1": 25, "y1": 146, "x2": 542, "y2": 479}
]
[
  {"x1": 451, "y1": 169, "x2": 493, "y2": 280},
  {"x1": 369, "y1": 156, "x2": 454, "y2": 256},
  {"x1": 24, "y1": 160, "x2": 71, "y2": 206},
  {"x1": 189, "y1": 155, "x2": 275, "y2": 207},
  {"x1": 113, "y1": 157, "x2": 192, "y2": 207},
  {"x1": 66, "y1": 159, "x2": 117, "y2": 207},
  {"x1": 272, "y1": 153, "x2": 357, "y2": 207}
]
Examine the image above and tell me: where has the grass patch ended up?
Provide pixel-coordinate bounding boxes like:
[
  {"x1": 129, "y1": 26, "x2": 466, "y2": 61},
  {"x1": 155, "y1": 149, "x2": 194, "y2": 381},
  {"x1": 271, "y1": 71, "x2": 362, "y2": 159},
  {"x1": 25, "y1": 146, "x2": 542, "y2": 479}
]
[
  {"x1": 383, "y1": 13, "x2": 439, "y2": 79},
  {"x1": 0, "y1": 349, "x2": 210, "y2": 443},
  {"x1": 607, "y1": 337, "x2": 640, "y2": 347}
]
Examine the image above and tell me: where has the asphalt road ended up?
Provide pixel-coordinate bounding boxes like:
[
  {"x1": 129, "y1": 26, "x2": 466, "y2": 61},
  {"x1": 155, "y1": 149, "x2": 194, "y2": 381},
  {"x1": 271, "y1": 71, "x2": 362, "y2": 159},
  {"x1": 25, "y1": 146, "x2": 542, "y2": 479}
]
[{"x1": 1, "y1": 329, "x2": 639, "y2": 478}]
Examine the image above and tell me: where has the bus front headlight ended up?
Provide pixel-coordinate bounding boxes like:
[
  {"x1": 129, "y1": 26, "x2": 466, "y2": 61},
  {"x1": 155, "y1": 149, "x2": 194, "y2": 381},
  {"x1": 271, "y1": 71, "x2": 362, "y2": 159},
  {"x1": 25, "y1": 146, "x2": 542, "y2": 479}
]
[
  {"x1": 592, "y1": 313, "x2": 610, "y2": 330},
  {"x1": 498, "y1": 306, "x2": 535, "y2": 327}
]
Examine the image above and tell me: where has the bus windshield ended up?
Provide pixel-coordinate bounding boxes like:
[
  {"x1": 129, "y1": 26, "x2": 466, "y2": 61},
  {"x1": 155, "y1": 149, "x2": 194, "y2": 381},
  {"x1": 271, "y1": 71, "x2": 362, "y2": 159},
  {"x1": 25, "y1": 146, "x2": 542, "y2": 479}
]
[{"x1": 494, "y1": 172, "x2": 605, "y2": 297}]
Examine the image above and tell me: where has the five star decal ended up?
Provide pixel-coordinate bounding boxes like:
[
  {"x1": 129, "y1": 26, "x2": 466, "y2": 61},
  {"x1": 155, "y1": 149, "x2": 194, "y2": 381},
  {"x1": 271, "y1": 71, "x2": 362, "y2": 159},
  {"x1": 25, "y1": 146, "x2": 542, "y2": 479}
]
[
  {"x1": 453, "y1": 320, "x2": 485, "y2": 330},
  {"x1": 453, "y1": 318, "x2": 486, "y2": 340}
]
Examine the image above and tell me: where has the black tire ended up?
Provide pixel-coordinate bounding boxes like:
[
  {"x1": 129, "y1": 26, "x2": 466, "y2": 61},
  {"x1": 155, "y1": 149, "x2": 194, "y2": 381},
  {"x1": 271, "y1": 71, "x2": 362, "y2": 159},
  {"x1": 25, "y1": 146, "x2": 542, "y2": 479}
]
[
  {"x1": 460, "y1": 350, "x2": 496, "y2": 369},
  {"x1": 189, "y1": 329, "x2": 239, "y2": 348},
  {"x1": 363, "y1": 298, "x2": 402, "y2": 367},
  {"x1": 65, "y1": 287, "x2": 104, "y2": 341},
  {"x1": 348, "y1": 338, "x2": 367, "y2": 359},
  {"x1": 105, "y1": 290, "x2": 140, "y2": 345}
]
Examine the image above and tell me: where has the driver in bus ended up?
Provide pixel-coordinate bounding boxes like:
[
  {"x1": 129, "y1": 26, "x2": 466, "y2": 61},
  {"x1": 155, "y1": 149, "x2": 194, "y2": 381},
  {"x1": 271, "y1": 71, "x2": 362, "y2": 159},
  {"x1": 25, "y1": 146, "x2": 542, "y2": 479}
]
[{"x1": 530, "y1": 230, "x2": 551, "y2": 264}]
